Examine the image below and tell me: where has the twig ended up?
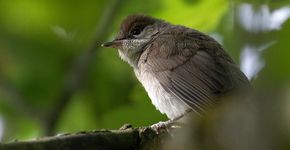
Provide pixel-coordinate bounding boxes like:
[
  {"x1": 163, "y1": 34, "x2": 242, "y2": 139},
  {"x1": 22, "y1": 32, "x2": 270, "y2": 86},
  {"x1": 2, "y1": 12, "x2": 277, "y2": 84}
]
[{"x1": 44, "y1": 0, "x2": 123, "y2": 135}]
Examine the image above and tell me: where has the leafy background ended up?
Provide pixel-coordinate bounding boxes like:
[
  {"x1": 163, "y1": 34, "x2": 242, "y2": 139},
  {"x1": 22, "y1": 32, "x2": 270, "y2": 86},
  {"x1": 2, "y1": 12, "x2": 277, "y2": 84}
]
[{"x1": 0, "y1": 0, "x2": 289, "y2": 141}]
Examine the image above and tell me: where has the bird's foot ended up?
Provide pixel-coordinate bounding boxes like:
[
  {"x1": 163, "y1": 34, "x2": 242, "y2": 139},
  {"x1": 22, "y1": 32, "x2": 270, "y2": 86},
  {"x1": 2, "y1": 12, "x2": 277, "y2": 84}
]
[{"x1": 151, "y1": 120, "x2": 182, "y2": 134}]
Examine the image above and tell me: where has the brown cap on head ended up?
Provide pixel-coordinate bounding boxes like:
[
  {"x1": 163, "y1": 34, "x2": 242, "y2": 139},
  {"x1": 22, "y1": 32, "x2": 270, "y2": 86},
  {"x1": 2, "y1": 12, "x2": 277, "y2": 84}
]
[
  {"x1": 102, "y1": 14, "x2": 157, "y2": 48},
  {"x1": 121, "y1": 14, "x2": 156, "y2": 33},
  {"x1": 116, "y1": 14, "x2": 157, "y2": 40}
]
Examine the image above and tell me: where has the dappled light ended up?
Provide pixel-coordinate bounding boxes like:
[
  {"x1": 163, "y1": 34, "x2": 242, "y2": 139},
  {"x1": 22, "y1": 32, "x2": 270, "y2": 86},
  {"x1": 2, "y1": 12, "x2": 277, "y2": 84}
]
[
  {"x1": 0, "y1": 0, "x2": 290, "y2": 149},
  {"x1": 0, "y1": 116, "x2": 4, "y2": 141},
  {"x1": 238, "y1": 3, "x2": 290, "y2": 32}
]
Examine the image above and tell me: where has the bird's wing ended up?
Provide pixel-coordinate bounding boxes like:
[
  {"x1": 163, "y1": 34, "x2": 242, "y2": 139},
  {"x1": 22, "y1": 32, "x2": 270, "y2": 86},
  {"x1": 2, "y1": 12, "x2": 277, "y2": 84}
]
[{"x1": 141, "y1": 27, "x2": 249, "y2": 114}]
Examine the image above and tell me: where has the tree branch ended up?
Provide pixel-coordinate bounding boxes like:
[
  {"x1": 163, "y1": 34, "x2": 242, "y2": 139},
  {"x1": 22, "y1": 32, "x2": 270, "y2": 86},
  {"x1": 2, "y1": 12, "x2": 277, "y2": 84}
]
[{"x1": 0, "y1": 126, "x2": 167, "y2": 150}]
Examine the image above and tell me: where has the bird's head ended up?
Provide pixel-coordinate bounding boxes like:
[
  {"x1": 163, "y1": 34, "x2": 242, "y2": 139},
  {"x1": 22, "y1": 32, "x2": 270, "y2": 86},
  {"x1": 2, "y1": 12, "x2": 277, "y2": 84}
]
[{"x1": 102, "y1": 14, "x2": 166, "y2": 68}]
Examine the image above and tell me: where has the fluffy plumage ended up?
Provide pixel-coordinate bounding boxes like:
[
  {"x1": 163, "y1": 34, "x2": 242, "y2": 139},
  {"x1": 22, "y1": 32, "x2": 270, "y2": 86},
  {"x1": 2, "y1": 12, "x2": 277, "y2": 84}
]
[{"x1": 103, "y1": 14, "x2": 250, "y2": 119}]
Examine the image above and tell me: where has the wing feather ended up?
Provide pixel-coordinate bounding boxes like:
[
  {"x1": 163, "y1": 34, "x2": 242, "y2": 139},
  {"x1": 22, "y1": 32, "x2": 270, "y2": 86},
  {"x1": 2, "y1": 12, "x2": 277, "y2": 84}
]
[{"x1": 140, "y1": 27, "x2": 250, "y2": 114}]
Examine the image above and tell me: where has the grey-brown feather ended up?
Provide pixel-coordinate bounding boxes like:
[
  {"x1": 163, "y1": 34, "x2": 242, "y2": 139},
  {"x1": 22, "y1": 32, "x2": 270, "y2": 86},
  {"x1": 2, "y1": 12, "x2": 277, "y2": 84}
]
[
  {"x1": 137, "y1": 25, "x2": 250, "y2": 116},
  {"x1": 111, "y1": 14, "x2": 250, "y2": 119}
]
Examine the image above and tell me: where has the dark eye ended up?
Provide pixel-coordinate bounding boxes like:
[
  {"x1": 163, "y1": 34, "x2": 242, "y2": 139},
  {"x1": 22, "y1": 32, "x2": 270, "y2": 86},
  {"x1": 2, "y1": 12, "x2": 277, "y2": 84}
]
[
  {"x1": 130, "y1": 25, "x2": 145, "y2": 36},
  {"x1": 131, "y1": 28, "x2": 142, "y2": 36}
]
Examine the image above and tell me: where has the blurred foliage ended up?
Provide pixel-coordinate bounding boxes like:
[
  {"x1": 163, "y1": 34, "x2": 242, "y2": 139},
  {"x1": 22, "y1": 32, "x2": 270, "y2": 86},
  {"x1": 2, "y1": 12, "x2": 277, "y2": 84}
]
[{"x1": 0, "y1": 0, "x2": 289, "y2": 145}]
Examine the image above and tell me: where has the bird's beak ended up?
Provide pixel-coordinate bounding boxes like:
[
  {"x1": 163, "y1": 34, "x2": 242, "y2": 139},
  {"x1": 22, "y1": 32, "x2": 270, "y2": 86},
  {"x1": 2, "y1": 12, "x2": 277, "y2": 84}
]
[{"x1": 101, "y1": 39, "x2": 123, "y2": 49}]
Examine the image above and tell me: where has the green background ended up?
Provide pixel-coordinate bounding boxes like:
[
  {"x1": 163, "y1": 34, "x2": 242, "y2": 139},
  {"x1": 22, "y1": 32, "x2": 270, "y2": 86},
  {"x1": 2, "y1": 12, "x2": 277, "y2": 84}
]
[{"x1": 0, "y1": 0, "x2": 289, "y2": 141}]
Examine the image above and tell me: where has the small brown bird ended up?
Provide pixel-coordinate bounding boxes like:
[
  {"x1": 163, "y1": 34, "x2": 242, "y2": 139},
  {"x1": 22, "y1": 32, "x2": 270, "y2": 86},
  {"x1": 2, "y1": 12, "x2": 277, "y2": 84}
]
[{"x1": 102, "y1": 14, "x2": 250, "y2": 121}]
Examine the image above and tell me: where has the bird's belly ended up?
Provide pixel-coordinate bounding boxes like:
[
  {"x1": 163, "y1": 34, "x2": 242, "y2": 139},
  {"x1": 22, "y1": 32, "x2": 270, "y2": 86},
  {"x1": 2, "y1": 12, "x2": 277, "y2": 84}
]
[{"x1": 135, "y1": 70, "x2": 189, "y2": 120}]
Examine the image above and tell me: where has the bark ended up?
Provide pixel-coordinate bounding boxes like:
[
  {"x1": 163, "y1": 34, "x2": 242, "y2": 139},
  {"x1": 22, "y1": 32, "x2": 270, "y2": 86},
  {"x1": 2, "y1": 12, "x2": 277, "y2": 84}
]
[{"x1": 0, "y1": 125, "x2": 168, "y2": 150}]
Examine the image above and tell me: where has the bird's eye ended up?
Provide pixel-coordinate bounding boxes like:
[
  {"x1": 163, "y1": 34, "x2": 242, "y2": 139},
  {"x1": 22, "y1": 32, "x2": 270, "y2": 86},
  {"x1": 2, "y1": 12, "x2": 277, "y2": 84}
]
[
  {"x1": 130, "y1": 24, "x2": 145, "y2": 37},
  {"x1": 131, "y1": 28, "x2": 142, "y2": 36}
]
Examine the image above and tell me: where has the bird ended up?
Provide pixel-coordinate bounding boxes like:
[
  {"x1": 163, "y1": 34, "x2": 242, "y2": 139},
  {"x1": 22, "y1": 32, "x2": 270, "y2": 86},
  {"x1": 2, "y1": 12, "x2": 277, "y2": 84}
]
[{"x1": 102, "y1": 14, "x2": 250, "y2": 122}]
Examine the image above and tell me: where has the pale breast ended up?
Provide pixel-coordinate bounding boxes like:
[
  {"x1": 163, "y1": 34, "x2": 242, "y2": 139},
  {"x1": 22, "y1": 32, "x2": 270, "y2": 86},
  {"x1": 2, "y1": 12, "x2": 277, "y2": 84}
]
[{"x1": 134, "y1": 69, "x2": 189, "y2": 120}]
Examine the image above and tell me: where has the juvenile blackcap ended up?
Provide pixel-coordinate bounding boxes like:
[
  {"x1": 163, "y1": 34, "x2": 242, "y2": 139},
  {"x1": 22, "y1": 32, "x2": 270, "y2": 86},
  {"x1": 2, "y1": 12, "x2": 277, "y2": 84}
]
[{"x1": 102, "y1": 14, "x2": 250, "y2": 121}]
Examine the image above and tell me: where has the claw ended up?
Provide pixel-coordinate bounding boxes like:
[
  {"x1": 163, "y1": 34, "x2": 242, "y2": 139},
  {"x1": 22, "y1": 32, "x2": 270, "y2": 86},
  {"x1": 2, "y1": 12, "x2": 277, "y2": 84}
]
[{"x1": 151, "y1": 120, "x2": 183, "y2": 134}]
